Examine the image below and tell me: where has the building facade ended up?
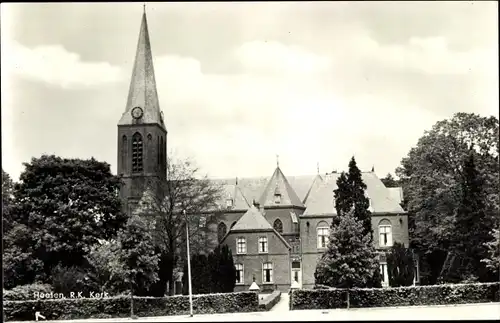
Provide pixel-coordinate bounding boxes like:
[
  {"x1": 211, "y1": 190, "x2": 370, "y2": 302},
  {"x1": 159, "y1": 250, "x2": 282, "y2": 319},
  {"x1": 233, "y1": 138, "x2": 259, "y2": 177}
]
[{"x1": 119, "y1": 11, "x2": 415, "y2": 293}]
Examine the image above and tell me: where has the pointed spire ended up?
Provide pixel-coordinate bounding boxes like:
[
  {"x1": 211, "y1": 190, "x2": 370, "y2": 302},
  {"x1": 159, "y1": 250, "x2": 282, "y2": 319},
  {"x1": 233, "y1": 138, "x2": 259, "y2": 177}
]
[
  {"x1": 235, "y1": 176, "x2": 238, "y2": 185},
  {"x1": 371, "y1": 165, "x2": 375, "y2": 172},
  {"x1": 118, "y1": 7, "x2": 165, "y2": 129},
  {"x1": 276, "y1": 154, "x2": 280, "y2": 168},
  {"x1": 317, "y1": 162, "x2": 320, "y2": 175}
]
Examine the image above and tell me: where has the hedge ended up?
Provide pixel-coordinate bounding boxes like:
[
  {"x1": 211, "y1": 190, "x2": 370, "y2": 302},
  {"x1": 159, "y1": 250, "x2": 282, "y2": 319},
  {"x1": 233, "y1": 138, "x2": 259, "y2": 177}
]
[
  {"x1": 259, "y1": 290, "x2": 281, "y2": 311},
  {"x1": 3, "y1": 291, "x2": 259, "y2": 321},
  {"x1": 3, "y1": 283, "x2": 54, "y2": 301},
  {"x1": 290, "y1": 282, "x2": 500, "y2": 310}
]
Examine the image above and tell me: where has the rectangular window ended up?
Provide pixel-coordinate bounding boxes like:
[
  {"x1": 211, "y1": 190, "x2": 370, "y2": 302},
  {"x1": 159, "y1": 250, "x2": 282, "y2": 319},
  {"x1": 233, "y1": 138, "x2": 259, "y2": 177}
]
[
  {"x1": 317, "y1": 227, "x2": 329, "y2": 249},
  {"x1": 379, "y1": 225, "x2": 393, "y2": 247},
  {"x1": 258, "y1": 236, "x2": 268, "y2": 253},
  {"x1": 226, "y1": 199, "x2": 233, "y2": 208},
  {"x1": 262, "y1": 262, "x2": 273, "y2": 283},
  {"x1": 380, "y1": 262, "x2": 389, "y2": 287},
  {"x1": 236, "y1": 237, "x2": 246, "y2": 254},
  {"x1": 235, "y1": 264, "x2": 244, "y2": 285},
  {"x1": 274, "y1": 194, "x2": 281, "y2": 204}
]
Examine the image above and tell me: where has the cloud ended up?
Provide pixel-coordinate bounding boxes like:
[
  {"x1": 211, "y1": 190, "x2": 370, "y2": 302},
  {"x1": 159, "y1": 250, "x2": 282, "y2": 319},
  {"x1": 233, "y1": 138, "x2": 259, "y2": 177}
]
[
  {"x1": 333, "y1": 31, "x2": 496, "y2": 76},
  {"x1": 3, "y1": 40, "x2": 125, "y2": 88},
  {"x1": 235, "y1": 40, "x2": 332, "y2": 74},
  {"x1": 144, "y1": 39, "x2": 449, "y2": 178}
]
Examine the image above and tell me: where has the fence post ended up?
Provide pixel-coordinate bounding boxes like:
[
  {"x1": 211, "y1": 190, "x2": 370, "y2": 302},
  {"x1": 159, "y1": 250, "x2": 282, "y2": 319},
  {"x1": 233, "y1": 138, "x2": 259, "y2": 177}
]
[{"x1": 346, "y1": 289, "x2": 350, "y2": 310}]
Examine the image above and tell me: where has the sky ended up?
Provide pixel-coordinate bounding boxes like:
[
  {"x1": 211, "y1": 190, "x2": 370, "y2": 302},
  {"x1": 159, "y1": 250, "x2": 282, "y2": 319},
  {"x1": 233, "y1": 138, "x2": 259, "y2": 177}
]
[{"x1": 2, "y1": 2, "x2": 498, "y2": 182}]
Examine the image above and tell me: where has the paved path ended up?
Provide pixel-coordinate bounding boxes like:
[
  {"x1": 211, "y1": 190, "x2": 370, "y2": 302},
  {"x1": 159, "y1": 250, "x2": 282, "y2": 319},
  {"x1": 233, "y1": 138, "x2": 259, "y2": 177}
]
[
  {"x1": 10, "y1": 302, "x2": 500, "y2": 322},
  {"x1": 270, "y1": 292, "x2": 289, "y2": 312}
]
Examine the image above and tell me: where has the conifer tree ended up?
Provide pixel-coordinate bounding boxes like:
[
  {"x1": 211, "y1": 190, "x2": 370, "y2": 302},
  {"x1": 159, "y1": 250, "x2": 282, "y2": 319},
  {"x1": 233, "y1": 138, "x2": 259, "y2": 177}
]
[
  {"x1": 333, "y1": 157, "x2": 381, "y2": 288},
  {"x1": 347, "y1": 157, "x2": 373, "y2": 240},
  {"x1": 386, "y1": 242, "x2": 416, "y2": 287},
  {"x1": 333, "y1": 172, "x2": 351, "y2": 226},
  {"x1": 314, "y1": 210, "x2": 379, "y2": 288},
  {"x1": 443, "y1": 151, "x2": 495, "y2": 282},
  {"x1": 210, "y1": 244, "x2": 236, "y2": 293}
]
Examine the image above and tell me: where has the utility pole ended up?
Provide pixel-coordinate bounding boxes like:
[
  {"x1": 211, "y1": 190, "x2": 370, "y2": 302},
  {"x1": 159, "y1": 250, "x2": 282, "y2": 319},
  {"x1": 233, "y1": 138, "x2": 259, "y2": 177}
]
[{"x1": 184, "y1": 210, "x2": 194, "y2": 317}]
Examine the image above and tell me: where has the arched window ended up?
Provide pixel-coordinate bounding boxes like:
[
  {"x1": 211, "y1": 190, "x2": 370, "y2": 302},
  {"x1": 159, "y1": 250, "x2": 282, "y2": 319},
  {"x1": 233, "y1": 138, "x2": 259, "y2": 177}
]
[
  {"x1": 217, "y1": 222, "x2": 227, "y2": 243},
  {"x1": 121, "y1": 135, "x2": 127, "y2": 172},
  {"x1": 317, "y1": 221, "x2": 329, "y2": 249},
  {"x1": 132, "y1": 133, "x2": 143, "y2": 173},
  {"x1": 273, "y1": 219, "x2": 283, "y2": 233},
  {"x1": 379, "y1": 219, "x2": 392, "y2": 247}
]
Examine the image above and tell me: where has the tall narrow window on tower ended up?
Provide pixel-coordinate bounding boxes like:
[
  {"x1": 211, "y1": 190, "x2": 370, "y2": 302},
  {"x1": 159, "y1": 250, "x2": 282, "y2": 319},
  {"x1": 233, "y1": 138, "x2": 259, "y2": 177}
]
[
  {"x1": 132, "y1": 132, "x2": 143, "y2": 172},
  {"x1": 160, "y1": 136, "x2": 164, "y2": 167},
  {"x1": 121, "y1": 135, "x2": 127, "y2": 174},
  {"x1": 157, "y1": 136, "x2": 160, "y2": 166}
]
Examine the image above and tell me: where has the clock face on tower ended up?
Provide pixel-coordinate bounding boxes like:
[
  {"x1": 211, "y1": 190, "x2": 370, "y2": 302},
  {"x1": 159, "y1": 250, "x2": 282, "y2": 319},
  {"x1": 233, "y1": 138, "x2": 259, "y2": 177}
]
[{"x1": 131, "y1": 106, "x2": 143, "y2": 119}]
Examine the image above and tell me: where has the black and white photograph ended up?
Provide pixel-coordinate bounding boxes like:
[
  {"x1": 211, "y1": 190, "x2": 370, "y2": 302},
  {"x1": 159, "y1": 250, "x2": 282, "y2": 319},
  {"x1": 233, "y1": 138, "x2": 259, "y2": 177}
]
[{"x1": 2, "y1": 1, "x2": 499, "y2": 322}]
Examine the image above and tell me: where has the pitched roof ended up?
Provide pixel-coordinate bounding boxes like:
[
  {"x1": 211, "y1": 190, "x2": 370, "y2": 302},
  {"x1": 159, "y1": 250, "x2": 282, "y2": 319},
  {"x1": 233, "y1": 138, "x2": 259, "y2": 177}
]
[
  {"x1": 387, "y1": 187, "x2": 404, "y2": 204},
  {"x1": 258, "y1": 167, "x2": 305, "y2": 208},
  {"x1": 303, "y1": 172, "x2": 405, "y2": 216},
  {"x1": 230, "y1": 205, "x2": 273, "y2": 231},
  {"x1": 211, "y1": 174, "x2": 317, "y2": 207},
  {"x1": 217, "y1": 182, "x2": 251, "y2": 211},
  {"x1": 118, "y1": 10, "x2": 165, "y2": 129},
  {"x1": 303, "y1": 174, "x2": 323, "y2": 204}
]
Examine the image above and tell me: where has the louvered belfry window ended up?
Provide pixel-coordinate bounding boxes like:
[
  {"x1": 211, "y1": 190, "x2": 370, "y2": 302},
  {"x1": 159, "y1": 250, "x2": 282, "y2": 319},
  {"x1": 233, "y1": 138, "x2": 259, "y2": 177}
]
[{"x1": 132, "y1": 132, "x2": 143, "y2": 173}]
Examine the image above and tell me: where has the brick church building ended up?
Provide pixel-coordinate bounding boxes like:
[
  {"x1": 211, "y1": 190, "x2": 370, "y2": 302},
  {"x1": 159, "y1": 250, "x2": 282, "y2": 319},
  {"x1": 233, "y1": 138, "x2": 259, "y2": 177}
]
[{"x1": 118, "y1": 10, "x2": 417, "y2": 293}]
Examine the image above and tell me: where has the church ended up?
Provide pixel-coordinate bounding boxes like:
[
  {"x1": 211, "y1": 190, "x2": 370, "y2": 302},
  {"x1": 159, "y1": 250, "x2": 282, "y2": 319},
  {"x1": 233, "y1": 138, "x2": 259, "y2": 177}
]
[{"x1": 117, "y1": 9, "x2": 416, "y2": 293}]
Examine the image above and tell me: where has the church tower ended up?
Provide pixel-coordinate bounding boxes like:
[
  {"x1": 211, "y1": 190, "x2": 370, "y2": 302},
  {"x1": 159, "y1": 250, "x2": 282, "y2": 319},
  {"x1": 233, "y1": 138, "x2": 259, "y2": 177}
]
[{"x1": 117, "y1": 8, "x2": 167, "y2": 214}]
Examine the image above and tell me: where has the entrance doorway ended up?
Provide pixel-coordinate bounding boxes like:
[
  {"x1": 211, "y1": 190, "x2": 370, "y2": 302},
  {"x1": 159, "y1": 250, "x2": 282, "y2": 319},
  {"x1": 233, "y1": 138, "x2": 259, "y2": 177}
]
[{"x1": 291, "y1": 261, "x2": 302, "y2": 288}]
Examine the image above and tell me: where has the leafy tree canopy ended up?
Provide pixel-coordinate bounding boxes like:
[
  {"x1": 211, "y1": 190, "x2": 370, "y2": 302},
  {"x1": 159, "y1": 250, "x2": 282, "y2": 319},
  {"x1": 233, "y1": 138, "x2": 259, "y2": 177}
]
[
  {"x1": 395, "y1": 113, "x2": 499, "y2": 284},
  {"x1": 381, "y1": 173, "x2": 399, "y2": 188},
  {"x1": 4, "y1": 155, "x2": 127, "y2": 286}
]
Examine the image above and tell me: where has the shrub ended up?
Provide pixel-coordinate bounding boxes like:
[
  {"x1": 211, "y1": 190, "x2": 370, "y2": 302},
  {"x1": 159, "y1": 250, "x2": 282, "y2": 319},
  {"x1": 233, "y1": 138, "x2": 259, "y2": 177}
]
[
  {"x1": 3, "y1": 283, "x2": 54, "y2": 301},
  {"x1": 3, "y1": 291, "x2": 259, "y2": 321},
  {"x1": 291, "y1": 282, "x2": 500, "y2": 310},
  {"x1": 259, "y1": 290, "x2": 281, "y2": 311},
  {"x1": 51, "y1": 266, "x2": 99, "y2": 298}
]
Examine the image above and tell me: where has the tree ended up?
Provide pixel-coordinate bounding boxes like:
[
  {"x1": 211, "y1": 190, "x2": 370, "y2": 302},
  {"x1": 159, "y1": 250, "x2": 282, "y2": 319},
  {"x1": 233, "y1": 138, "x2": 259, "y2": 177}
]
[
  {"x1": 333, "y1": 157, "x2": 372, "y2": 239},
  {"x1": 182, "y1": 245, "x2": 236, "y2": 295},
  {"x1": 134, "y1": 155, "x2": 223, "y2": 296},
  {"x1": 381, "y1": 173, "x2": 399, "y2": 188},
  {"x1": 386, "y1": 242, "x2": 415, "y2": 287},
  {"x1": 116, "y1": 213, "x2": 159, "y2": 316},
  {"x1": 333, "y1": 172, "x2": 351, "y2": 225},
  {"x1": 333, "y1": 158, "x2": 380, "y2": 288},
  {"x1": 347, "y1": 157, "x2": 373, "y2": 240},
  {"x1": 4, "y1": 155, "x2": 127, "y2": 285},
  {"x1": 441, "y1": 151, "x2": 495, "y2": 283},
  {"x1": 2, "y1": 170, "x2": 45, "y2": 289},
  {"x1": 85, "y1": 241, "x2": 128, "y2": 295},
  {"x1": 50, "y1": 265, "x2": 99, "y2": 297},
  {"x1": 396, "y1": 113, "x2": 499, "y2": 284},
  {"x1": 182, "y1": 254, "x2": 211, "y2": 295},
  {"x1": 210, "y1": 244, "x2": 236, "y2": 293},
  {"x1": 481, "y1": 229, "x2": 500, "y2": 277},
  {"x1": 314, "y1": 210, "x2": 379, "y2": 289},
  {"x1": 2, "y1": 169, "x2": 15, "y2": 232}
]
